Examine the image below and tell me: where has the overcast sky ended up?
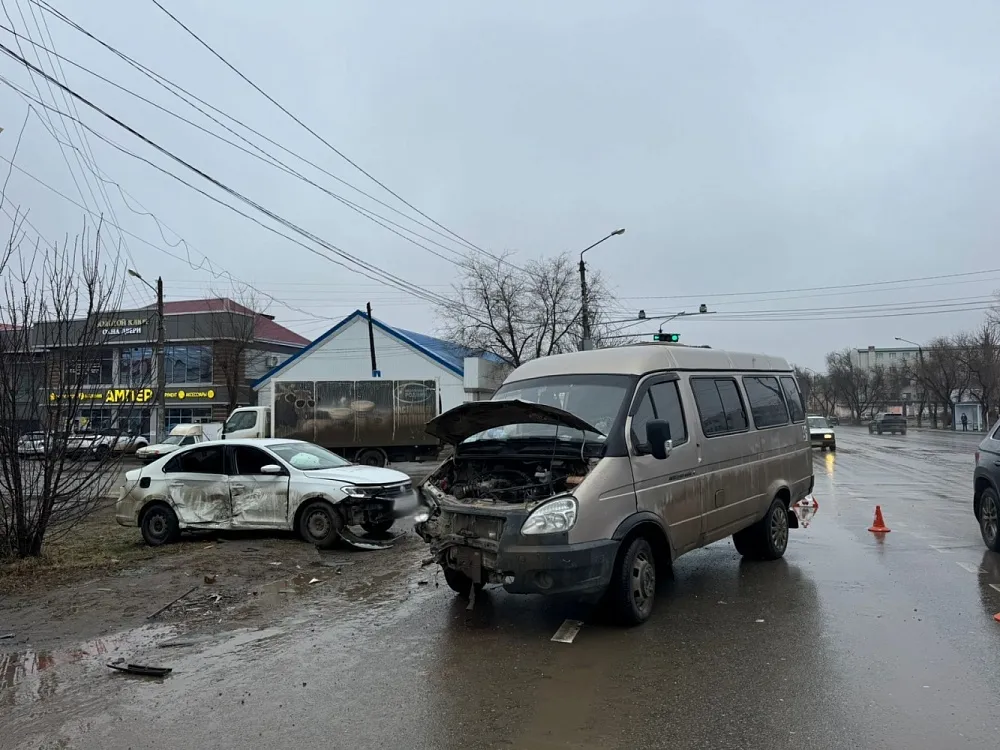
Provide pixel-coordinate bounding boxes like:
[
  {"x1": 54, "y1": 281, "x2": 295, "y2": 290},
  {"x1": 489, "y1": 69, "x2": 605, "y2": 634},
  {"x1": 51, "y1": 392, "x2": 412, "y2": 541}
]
[{"x1": 2, "y1": 0, "x2": 999, "y2": 370}]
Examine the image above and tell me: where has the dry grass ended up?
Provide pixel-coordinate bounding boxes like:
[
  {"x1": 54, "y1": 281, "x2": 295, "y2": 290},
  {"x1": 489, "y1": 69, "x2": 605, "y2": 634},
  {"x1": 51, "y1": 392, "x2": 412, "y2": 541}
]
[{"x1": 0, "y1": 506, "x2": 183, "y2": 595}]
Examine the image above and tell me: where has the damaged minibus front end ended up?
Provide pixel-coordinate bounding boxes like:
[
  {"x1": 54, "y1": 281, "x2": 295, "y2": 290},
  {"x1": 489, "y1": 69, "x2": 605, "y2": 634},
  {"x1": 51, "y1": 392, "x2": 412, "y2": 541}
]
[{"x1": 414, "y1": 399, "x2": 623, "y2": 598}]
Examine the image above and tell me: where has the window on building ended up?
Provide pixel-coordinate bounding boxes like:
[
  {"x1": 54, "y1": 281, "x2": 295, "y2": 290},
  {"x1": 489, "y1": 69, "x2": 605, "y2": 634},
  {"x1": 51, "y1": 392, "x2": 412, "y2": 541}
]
[
  {"x1": 165, "y1": 407, "x2": 213, "y2": 433},
  {"x1": 78, "y1": 408, "x2": 112, "y2": 431},
  {"x1": 165, "y1": 345, "x2": 213, "y2": 384},
  {"x1": 67, "y1": 349, "x2": 114, "y2": 386},
  {"x1": 691, "y1": 378, "x2": 749, "y2": 437},
  {"x1": 779, "y1": 376, "x2": 806, "y2": 423},
  {"x1": 876, "y1": 351, "x2": 884, "y2": 361},
  {"x1": 119, "y1": 347, "x2": 154, "y2": 386},
  {"x1": 742, "y1": 376, "x2": 790, "y2": 428}
]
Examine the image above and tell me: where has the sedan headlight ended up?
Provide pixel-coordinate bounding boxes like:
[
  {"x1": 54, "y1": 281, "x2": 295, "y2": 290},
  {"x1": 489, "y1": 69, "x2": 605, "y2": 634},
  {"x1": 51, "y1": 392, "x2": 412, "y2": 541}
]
[
  {"x1": 341, "y1": 486, "x2": 368, "y2": 499},
  {"x1": 521, "y1": 497, "x2": 578, "y2": 535}
]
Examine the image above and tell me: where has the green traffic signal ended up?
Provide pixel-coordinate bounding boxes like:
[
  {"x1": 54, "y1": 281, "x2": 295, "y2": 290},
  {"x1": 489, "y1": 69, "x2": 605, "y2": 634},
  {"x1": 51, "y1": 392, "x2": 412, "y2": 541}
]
[{"x1": 654, "y1": 333, "x2": 680, "y2": 342}]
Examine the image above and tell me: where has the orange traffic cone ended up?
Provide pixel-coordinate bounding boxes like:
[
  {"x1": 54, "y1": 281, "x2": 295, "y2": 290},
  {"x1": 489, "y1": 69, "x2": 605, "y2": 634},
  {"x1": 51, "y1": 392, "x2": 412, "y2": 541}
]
[
  {"x1": 868, "y1": 505, "x2": 891, "y2": 533},
  {"x1": 994, "y1": 613, "x2": 1000, "y2": 623}
]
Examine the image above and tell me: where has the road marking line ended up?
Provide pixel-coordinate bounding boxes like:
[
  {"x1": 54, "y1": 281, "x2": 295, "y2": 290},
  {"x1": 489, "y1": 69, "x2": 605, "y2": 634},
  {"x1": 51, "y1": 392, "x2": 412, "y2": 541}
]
[
  {"x1": 990, "y1": 584, "x2": 1000, "y2": 594},
  {"x1": 551, "y1": 619, "x2": 584, "y2": 644},
  {"x1": 930, "y1": 546, "x2": 954, "y2": 554},
  {"x1": 956, "y1": 562, "x2": 982, "y2": 574}
]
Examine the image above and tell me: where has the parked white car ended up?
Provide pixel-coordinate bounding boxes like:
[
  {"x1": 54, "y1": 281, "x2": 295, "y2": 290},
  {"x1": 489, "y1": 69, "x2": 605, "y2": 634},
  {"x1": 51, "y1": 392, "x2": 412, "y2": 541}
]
[
  {"x1": 116, "y1": 438, "x2": 418, "y2": 547},
  {"x1": 136, "y1": 423, "x2": 222, "y2": 464},
  {"x1": 90, "y1": 430, "x2": 150, "y2": 459}
]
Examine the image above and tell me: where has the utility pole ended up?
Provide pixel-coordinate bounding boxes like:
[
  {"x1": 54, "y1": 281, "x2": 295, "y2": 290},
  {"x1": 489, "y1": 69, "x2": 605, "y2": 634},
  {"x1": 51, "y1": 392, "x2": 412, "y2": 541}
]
[
  {"x1": 129, "y1": 269, "x2": 167, "y2": 440},
  {"x1": 366, "y1": 302, "x2": 378, "y2": 377},
  {"x1": 578, "y1": 260, "x2": 591, "y2": 351},
  {"x1": 578, "y1": 228, "x2": 625, "y2": 351},
  {"x1": 156, "y1": 277, "x2": 166, "y2": 442}
]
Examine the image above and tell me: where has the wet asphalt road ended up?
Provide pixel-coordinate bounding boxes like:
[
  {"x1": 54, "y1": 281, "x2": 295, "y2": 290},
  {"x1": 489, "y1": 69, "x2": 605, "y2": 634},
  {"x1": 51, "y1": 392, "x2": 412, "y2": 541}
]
[{"x1": 4, "y1": 428, "x2": 1000, "y2": 749}]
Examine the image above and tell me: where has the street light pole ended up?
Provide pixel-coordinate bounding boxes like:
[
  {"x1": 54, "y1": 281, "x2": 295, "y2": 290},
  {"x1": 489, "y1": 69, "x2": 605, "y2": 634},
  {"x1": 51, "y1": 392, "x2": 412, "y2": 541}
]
[
  {"x1": 578, "y1": 228, "x2": 625, "y2": 351},
  {"x1": 129, "y1": 269, "x2": 166, "y2": 441}
]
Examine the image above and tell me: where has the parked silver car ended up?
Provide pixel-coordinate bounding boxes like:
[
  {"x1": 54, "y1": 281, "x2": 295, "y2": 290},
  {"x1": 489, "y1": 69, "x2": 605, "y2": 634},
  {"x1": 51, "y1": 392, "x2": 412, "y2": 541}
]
[{"x1": 115, "y1": 438, "x2": 417, "y2": 547}]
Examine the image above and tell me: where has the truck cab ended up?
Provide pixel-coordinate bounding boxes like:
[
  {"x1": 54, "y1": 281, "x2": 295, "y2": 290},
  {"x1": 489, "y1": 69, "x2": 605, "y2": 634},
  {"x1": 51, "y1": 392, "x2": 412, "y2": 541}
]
[
  {"x1": 223, "y1": 406, "x2": 271, "y2": 440},
  {"x1": 136, "y1": 423, "x2": 223, "y2": 463}
]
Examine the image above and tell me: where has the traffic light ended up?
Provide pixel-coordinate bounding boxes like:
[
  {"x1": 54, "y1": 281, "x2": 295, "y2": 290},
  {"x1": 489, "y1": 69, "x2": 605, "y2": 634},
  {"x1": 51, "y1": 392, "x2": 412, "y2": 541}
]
[{"x1": 654, "y1": 333, "x2": 680, "y2": 342}]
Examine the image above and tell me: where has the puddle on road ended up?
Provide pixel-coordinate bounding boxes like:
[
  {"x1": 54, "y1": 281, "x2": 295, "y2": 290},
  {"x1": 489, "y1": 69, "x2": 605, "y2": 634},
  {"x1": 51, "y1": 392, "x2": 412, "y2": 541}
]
[{"x1": 0, "y1": 623, "x2": 175, "y2": 709}]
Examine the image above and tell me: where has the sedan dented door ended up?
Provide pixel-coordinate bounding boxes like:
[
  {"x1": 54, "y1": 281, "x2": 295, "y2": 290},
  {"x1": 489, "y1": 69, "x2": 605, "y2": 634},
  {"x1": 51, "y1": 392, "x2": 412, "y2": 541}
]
[
  {"x1": 230, "y1": 474, "x2": 290, "y2": 526},
  {"x1": 167, "y1": 472, "x2": 232, "y2": 524}
]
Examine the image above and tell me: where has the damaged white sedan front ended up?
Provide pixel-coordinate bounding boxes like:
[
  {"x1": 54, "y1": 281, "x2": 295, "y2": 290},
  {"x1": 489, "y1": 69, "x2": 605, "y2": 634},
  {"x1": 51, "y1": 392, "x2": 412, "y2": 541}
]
[{"x1": 116, "y1": 438, "x2": 417, "y2": 548}]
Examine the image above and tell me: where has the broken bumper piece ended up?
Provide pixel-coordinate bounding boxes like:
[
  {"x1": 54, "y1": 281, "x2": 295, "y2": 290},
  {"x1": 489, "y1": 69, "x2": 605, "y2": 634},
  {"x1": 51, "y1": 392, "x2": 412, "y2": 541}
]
[
  {"x1": 491, "y1": 539, "x2": 618, "y2": 596},
  {"x1": 427, "y1": 505, "x2": 619, "y2": 596}
]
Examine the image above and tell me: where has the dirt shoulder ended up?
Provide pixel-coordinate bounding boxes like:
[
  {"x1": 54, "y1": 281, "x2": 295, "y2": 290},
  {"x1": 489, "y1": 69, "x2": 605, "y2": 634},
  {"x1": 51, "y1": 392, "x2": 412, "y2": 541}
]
[{"x1": 0, "y1": 504, "x2": 429, "y2": 652}]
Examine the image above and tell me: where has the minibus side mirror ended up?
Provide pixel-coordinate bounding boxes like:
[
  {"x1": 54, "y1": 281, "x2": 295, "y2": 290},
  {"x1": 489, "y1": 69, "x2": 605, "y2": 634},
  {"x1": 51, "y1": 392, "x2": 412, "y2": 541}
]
[{"x1": 646, "y1": 420, "x2": 673, "y2": 460}]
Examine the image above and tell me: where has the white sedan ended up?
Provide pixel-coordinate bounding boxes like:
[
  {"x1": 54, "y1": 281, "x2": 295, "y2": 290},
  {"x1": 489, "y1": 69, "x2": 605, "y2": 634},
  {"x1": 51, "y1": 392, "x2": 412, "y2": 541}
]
[{"x1": 115, "y1": 438, "x2": 418, "y2": 548}]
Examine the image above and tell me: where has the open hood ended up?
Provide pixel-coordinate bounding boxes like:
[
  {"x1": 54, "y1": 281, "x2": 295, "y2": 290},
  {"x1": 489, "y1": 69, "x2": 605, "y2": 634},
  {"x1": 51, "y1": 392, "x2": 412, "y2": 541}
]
[{"x1": 425, "y1": 399, "x2": 603, "y2": 445}]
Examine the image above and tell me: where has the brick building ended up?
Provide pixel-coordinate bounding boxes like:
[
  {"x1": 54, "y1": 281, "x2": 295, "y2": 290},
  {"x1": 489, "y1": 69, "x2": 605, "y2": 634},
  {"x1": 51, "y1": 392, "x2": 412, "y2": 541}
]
[{"x1": 30, "y1": 298, "x2": 307, "y2": 437}]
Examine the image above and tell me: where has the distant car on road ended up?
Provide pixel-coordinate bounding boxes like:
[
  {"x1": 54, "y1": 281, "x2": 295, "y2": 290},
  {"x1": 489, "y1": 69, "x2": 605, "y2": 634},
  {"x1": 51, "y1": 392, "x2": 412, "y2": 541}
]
[
  {"x1": 869, "y1": 413, "x2": 907, "y2": 435},
  {"x1": 117, "y1": 438, "x2": 418, "y2": 548},
  {"x1": 807, "y1": 415, "x2": 836, "y2": 451},
  {"x1": 827, "y1": 415, "x2": 840, "y2": 426},
  {"x1": 973, "y1": 425, "x2": 1000, "y2": 552}
]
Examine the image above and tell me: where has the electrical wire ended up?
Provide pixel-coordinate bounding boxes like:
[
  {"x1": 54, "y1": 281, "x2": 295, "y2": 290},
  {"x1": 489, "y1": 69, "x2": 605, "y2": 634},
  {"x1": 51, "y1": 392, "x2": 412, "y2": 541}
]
[
  {"x1": 145, "y1": 0, "x2": 490, "y2": 259},
  {"x1": 0, "y1": 19, "x2": 473, "y2": 266},
  {"x1": 29, "y1": 0, "x2": 518, "y2": 269},
  {"x1": 0, "y1": 52, "x2": 462, "y2": 312},
  {"x1": 0, "y1": 0, "x2": 143, "y2": 308},
  {"x1": 620, "y1": 267, "x2": 1000, "y2": 302}
]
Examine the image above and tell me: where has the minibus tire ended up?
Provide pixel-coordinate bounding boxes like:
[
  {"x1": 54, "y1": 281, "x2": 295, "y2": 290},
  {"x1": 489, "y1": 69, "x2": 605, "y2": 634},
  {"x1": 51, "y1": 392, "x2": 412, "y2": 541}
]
[
  {"x1": 733, "y1": 497, "x2": 789, "y2": 561},
  {"x1": 607, "y1": 536, "x2": 657, "y2": 626}
]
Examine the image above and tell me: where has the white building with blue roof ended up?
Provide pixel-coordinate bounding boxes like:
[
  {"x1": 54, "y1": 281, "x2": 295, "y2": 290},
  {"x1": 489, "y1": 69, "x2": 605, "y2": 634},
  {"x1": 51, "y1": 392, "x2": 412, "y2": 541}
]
[{"x1": 251, "y1": 309, "x2": 508, "y2": 417}]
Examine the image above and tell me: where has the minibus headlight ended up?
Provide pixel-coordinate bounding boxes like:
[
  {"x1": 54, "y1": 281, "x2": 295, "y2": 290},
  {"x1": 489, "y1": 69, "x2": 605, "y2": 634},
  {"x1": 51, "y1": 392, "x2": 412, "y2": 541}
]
[{"x1": 521, "y1": 496, "x2": 578, "y2": 535}]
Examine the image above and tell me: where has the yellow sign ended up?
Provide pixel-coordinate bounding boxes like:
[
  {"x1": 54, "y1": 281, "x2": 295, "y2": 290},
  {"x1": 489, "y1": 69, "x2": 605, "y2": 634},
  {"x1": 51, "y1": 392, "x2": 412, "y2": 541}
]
[
  {"x1": 48, "y1": 388, "x2": 217, "y2": 404},
  {"x1": 165, "y1": 389, "x2": 215, "y2": 400}
]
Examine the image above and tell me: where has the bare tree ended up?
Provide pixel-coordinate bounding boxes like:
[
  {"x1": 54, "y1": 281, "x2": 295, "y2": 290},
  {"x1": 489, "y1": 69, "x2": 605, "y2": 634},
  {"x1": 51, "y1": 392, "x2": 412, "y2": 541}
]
[
  {"x1": 0, "y1": 211, "x2": 149, "y2": 559},
  {"x1": 956, "y1": 323, "x2": 1000, "y2": 428},
  {"x1": 915, "y1": 336, "x2": 968, "y2": 429},
  {"x1": 198, "y1": 286, "x2": 270, "y2": 416},
  {"x1": 825, "y1": 349, "x2": 887, "y2": 423},
  {"x1": 438, "y1": 252, "x2": 621, "y2": 367},
  {"x1": 792, "y1": 366, "x2": 814, "y2": 412}
]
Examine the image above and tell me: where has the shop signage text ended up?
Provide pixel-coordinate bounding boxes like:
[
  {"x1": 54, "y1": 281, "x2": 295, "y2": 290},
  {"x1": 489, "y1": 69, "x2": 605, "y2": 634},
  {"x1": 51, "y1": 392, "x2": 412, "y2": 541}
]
[
  {"x1": 49, "y1": 388, "x2": 217, "y2": 404},
  {"x1": 97, "y1": 317, "x2": 146, "y2": 336}
]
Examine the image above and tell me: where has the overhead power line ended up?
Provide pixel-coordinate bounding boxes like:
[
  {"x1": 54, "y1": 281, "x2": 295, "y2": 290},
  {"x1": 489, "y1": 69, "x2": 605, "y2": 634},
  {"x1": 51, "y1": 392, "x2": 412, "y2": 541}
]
[
  {"x1": 0, "y1": 47, "x2": 459, "y2": 311},
  {"x1": 622, "y1": 267, "x2": 1000, "y2": 302},
  {"x1": 146, "y1": 0, "x2": 490, "y2": 260},
  {"x1": 29, "y1": 0, "x2": 518, "y2": 269},
  {"x1": 0, "y1": 19, "x2": 473, "y2": 267}
]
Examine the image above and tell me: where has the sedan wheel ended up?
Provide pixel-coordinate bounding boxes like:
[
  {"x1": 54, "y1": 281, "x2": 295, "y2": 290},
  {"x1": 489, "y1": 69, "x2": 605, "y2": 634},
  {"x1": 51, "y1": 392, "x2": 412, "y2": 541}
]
[
  {"x1": 140, "y1": 503, "x2": 180, "y2": 547},
  {"x1": 298, "y1": 500, "x2": 344, "y2": 549}
]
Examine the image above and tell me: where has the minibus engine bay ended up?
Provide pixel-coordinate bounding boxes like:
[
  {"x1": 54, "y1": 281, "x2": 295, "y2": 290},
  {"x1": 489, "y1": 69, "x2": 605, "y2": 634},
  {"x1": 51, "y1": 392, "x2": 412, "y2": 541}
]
[{"x1": 427, "y1": 457, "x2": 590, "y2": 504}]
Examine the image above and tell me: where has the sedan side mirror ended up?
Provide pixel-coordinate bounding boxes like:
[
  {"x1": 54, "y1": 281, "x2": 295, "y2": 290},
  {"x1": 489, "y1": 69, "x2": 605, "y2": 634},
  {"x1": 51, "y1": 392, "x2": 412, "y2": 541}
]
[
  {"x1": 645, "y1": 419, "x2": 673, "y2": 460},
  {"x1": 260, "y1": 464, "x2": 284, "y2": 475}
]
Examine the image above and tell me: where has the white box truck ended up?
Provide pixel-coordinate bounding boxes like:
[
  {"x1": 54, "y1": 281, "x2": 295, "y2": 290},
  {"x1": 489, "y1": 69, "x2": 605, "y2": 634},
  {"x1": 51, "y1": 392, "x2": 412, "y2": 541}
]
[{"x1": 224, "y1": 378, "x2": 440, "y2": 467}]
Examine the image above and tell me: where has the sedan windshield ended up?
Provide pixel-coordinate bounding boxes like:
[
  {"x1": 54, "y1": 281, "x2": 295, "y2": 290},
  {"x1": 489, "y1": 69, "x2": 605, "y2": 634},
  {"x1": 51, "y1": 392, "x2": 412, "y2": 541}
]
[
  {"x1": 464, "y1": 375, "x2": 633, "y2": 443},
  {"x1": 807, "y1": 417, "x2": 830, "y2": 429},
  {"x1": 269, "y1": 442, "x2": 351, "y2": 470},
  {"x1": 161, "y1": 435, "x2": 186, "y2": 445}
]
